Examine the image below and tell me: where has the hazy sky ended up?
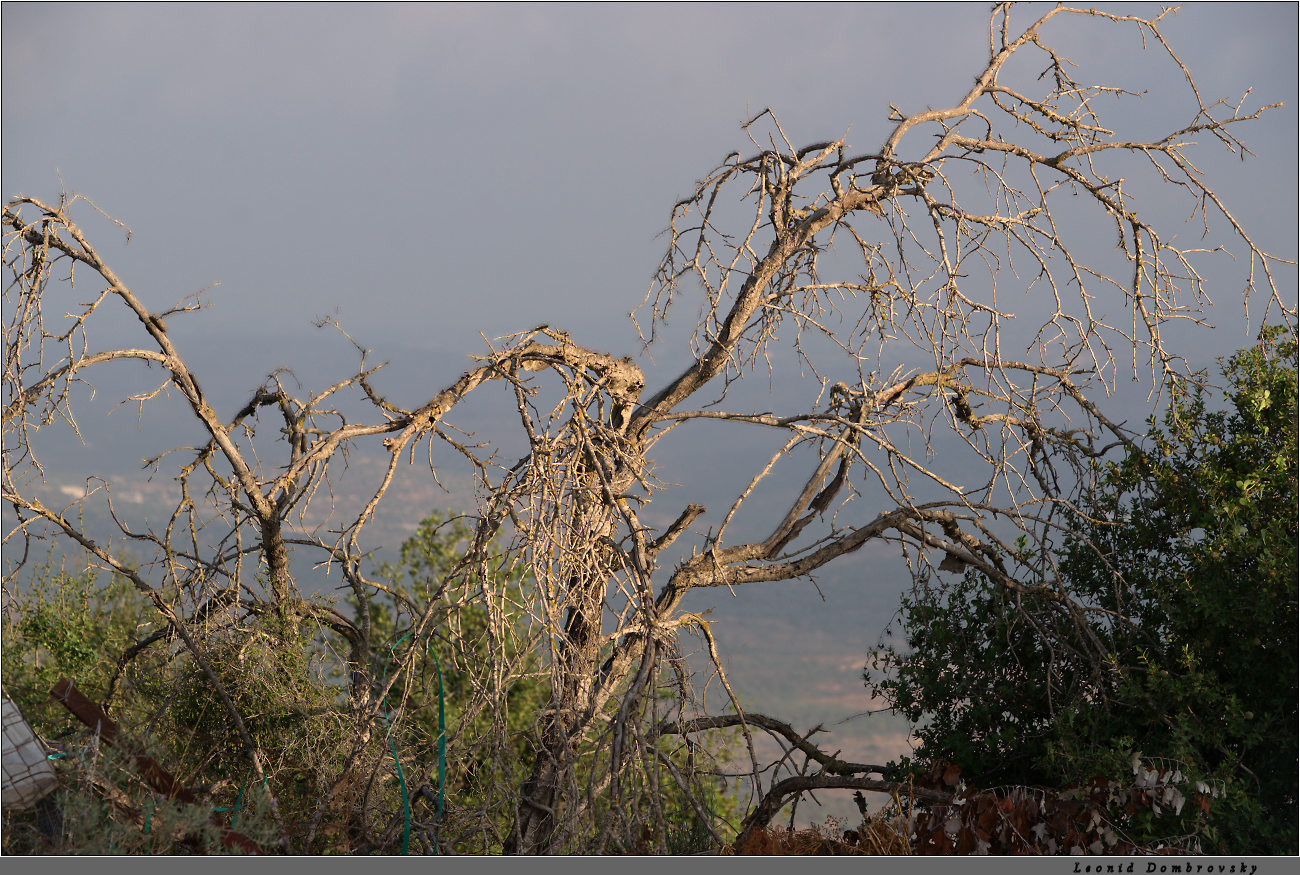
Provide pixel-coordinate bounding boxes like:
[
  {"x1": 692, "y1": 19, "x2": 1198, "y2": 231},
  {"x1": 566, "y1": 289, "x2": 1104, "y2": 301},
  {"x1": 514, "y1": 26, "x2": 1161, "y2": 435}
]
[
  {"x1": 3, "y1": 3, "x2": 1297, "y2": 804},
  {"x1": 3, "y1": 2, "x2": 1294, "y2": 516},
  {"x1": 4, "y1": 3, "x2": 1295, "y2": 373}
]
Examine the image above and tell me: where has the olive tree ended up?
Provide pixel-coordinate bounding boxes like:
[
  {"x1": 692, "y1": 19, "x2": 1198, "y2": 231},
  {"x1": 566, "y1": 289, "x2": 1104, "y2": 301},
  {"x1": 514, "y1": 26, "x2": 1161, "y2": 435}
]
[{"x1": 3, "y1": 3, "x2": 1292, "y2": 854}]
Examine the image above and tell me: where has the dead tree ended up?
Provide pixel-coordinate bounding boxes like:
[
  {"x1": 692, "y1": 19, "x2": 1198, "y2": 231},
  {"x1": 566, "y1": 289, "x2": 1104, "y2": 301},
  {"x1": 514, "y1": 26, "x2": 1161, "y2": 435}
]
[{"x1": 3, "y1": 3, "x2": 1292, "y2": 854}]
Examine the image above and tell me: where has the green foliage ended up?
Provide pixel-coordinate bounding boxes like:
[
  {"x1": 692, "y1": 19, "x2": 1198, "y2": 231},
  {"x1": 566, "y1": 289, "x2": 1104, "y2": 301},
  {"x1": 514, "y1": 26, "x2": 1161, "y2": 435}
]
[
  {"x1": 866, "y1": 569, "x2": 1074, "y2": 787},
  {"x1": 164, "y1": 622, "x2": 347, "y2": 822},
  {"x1": 1, "y1": 561, "x2": 184, "y2": 851},
  {"x1": 363, "y1": 511, "x2": 549, "y2": 851},
  {"x1": 2, "y1": 511, "x2": 740, "y2": 853},
  {"x1": 364, "y1": 511, "x2": 739, "y2": 852},
  {"x1": 867, "y1": 327, "x2": 1298, "y2": 853},
  {"x1": 2, "y1": 563, "x2": 159, "y2": 735},
  {"x1": 1, "y1": 564, "x2": 286, "y2": 855},
  {"x1": 654, "y1": 732, "x2": 742, "y2": 852}
]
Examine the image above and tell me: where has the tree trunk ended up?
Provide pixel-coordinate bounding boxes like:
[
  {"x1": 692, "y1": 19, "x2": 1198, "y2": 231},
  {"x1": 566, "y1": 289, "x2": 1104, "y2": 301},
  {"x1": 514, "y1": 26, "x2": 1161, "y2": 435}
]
[{"x1": 507, "y1": 450, "x2": 630, "y2": 852}]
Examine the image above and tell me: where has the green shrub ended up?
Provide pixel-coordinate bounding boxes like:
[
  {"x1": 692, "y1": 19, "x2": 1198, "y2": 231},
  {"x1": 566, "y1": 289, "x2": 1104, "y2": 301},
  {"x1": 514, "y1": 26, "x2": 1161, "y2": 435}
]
[{"x1": 868, "y1": 328, "x2": 1298, "y2": 853}]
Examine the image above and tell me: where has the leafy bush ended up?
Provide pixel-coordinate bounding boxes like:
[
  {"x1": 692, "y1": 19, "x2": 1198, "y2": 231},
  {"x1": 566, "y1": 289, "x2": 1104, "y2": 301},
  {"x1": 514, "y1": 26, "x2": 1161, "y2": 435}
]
[{"x1": 867, "y1": 328, "x2": 1298, "y2": 854}]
